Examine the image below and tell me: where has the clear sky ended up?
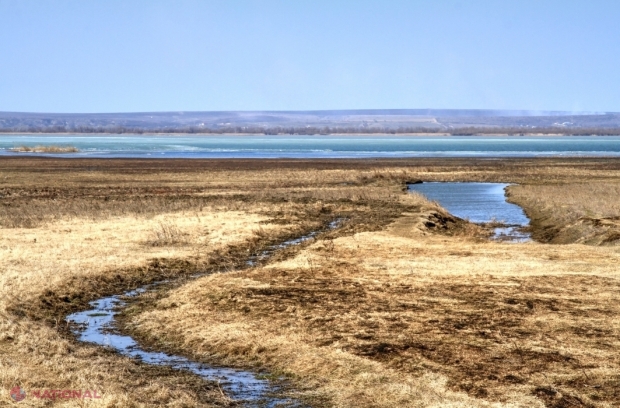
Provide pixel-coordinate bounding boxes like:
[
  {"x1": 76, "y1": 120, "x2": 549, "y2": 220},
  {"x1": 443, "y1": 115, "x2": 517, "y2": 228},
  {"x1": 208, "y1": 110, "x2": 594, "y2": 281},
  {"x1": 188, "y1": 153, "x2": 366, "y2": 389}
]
[{"x1": 1, "y1": 0, "x2": 619, "y2": 113}]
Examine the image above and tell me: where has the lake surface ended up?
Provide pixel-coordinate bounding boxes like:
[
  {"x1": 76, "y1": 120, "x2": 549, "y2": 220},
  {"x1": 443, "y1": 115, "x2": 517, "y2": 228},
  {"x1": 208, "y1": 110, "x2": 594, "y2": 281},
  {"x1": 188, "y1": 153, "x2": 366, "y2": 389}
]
[
  {"x1": 2, "y1": 135, "x2": 620, "y2": 158},
  {"x1": 407, "y1": 182, "x2": 530, "y2": 241}
]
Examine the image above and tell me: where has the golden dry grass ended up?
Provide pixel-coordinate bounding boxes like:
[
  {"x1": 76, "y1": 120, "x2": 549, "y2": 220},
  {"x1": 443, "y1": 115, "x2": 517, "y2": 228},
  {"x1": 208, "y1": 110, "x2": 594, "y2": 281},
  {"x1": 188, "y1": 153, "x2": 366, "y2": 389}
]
[
  {"x1": 130, "y1": 214, "x2": 620, "y2": 407},
  {"x1": 1, "y1": 157, "x2": 620, "y2": 407},
  {"x1": 0, "y1": 158, "x2": 410, "y2": 406},
  {"x1": 0, "y1": 207, "x2": 284, "y2": 407}
]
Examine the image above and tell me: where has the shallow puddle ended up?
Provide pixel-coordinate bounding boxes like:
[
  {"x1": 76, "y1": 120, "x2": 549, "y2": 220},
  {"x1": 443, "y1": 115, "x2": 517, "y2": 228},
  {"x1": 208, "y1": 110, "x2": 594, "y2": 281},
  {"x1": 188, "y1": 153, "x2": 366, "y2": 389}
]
[{"x1": 408, "y1": 182, "x2": 530, "y2": 242}]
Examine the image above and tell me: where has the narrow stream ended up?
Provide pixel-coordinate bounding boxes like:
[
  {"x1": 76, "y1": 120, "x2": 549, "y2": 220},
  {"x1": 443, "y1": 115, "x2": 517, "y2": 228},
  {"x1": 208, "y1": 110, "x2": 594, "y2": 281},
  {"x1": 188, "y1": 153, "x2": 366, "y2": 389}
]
[
  {"x1": 407, "y1": 182, "x2": 531, "y2": 242},
  {"x1": 67, "y1": 220, "x2": 343, "y2": 407}
]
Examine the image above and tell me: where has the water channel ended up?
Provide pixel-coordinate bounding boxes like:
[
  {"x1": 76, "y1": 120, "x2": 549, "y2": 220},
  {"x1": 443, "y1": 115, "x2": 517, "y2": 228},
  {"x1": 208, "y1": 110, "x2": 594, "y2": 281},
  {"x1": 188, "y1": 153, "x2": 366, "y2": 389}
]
[
  {"x1": 407, "y1": 182, "x2": 531, "y2": 242},
  {"x1": 67, "y1": 221, "x2": 344, "y2": 407}
]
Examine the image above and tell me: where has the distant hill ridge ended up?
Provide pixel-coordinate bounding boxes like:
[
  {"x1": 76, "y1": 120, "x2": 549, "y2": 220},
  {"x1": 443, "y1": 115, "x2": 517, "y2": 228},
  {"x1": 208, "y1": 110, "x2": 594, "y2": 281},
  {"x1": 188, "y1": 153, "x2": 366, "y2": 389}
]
[{"x1": 1, "y1": 109, "x2": 619, "y2": 134}]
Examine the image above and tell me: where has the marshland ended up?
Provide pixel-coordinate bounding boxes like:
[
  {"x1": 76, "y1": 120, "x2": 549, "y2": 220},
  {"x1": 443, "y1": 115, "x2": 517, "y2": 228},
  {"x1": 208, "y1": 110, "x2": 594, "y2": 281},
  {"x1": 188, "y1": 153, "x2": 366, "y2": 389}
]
[{"x1": 1, "y1": 157, "x2": 620, "y2": 407}]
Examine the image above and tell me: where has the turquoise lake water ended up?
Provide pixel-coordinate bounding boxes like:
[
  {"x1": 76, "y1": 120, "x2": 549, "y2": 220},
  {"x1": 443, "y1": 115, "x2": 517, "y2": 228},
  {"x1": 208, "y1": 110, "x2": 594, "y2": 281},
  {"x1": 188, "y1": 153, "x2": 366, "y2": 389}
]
[{"x1": 2, "y1": 134, "x2": 620, "y2": 158}]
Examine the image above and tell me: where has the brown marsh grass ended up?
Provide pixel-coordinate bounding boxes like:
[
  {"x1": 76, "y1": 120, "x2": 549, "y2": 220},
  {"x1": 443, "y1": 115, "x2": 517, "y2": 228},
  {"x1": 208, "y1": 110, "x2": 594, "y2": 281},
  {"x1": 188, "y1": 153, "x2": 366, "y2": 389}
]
[
  {"x1": 10, "y1": 145, "x2": 80, "y2": 153},
  {"x1": 508, "y1": 182, "x2": 620, "y2": 244},
  {"x1": 1, "y1": 157, "x2": 620, "y2": 407},
  {"x1": 146, "y1": 221, "x2": 191, "y2": 247},
  {"x1": 130, "y1": 214, "x2": 620, "y2": 407}
]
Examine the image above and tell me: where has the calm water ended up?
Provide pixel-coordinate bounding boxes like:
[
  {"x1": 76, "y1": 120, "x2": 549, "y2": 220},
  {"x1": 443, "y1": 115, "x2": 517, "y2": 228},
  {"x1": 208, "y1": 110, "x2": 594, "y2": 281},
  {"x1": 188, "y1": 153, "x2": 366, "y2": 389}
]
[
  {"x1": 407, "y1": 182, "x2": 530, "y2": 241},
  {"x1": 2, "y1": 134, "x2": 620, "y2": 158}
]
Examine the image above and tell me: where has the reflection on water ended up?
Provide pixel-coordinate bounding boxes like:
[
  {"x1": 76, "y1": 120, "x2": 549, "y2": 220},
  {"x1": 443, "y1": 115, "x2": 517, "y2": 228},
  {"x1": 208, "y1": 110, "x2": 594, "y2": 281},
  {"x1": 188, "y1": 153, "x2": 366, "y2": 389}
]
[{"x1": 407, "y1": 182, "x2": 530, "y2": 242}]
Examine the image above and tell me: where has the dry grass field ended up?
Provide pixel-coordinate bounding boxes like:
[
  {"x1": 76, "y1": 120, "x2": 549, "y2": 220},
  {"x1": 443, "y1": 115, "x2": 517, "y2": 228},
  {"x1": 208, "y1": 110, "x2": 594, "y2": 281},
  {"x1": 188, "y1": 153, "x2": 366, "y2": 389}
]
[
  {"x1": 1, "y1": 198, "x2": 283, "y2": 406},
  {"x1": 1, "y1": 157, "x2": 619, "y2": 407}
]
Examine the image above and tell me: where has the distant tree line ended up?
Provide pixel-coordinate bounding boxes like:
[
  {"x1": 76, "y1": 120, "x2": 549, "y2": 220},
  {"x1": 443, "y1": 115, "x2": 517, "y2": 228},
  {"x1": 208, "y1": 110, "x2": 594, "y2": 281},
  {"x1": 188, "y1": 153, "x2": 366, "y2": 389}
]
[{"x1": 2, "y1": 125, "x2": 620, "y2": 136}]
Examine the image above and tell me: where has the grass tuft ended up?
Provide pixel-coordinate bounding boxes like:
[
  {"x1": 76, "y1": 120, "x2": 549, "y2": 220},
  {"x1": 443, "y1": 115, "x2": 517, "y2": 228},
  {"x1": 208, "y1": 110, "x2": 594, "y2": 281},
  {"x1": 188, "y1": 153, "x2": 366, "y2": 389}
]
[{"x1": 147, "y1": 221, "x2": 189, "y2": 246}]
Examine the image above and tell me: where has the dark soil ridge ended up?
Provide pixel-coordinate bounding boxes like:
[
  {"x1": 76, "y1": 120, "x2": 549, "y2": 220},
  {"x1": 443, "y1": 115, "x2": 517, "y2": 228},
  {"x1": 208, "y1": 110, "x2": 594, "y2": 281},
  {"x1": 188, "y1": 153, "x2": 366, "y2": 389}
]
[{"x1": 3, "y1": 156, "x2": 620, "y2": 175}]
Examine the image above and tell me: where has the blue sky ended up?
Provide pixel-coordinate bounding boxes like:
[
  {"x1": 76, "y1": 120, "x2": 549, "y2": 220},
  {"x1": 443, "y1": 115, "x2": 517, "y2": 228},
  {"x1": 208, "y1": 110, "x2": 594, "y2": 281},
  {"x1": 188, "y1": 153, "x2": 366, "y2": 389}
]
[{"x1": 0, "y1": 0, "x2": 618, "y2": 113}]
